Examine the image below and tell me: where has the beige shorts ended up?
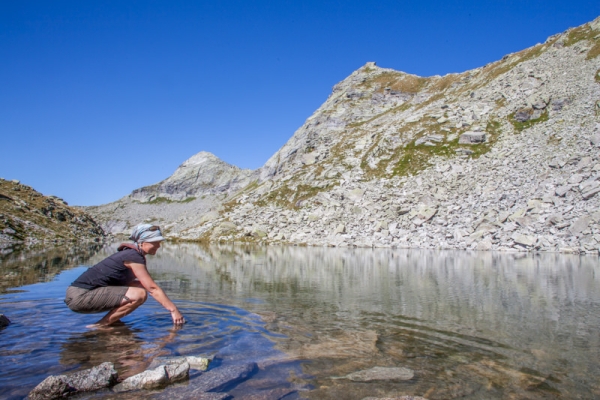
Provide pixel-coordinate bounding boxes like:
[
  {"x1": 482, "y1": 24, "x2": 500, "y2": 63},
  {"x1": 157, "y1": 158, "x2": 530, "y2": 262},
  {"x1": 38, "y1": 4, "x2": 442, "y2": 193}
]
[{"x1": 65, "y1": 285, "x2": 129, "y2": 313}]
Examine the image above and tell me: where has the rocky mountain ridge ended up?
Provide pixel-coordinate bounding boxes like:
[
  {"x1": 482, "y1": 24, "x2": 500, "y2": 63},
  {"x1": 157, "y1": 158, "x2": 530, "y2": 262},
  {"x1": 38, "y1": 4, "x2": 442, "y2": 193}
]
[{"x1": 88, "y1": 16, "x2": 600, "y2": 254}]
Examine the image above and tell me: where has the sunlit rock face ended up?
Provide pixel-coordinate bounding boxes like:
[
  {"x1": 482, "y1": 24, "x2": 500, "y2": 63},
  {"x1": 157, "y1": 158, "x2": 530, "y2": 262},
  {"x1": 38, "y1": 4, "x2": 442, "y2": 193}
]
[
  {"x1": 0, "y1": 178, "x2": 105, "y2": 246},
  {"x1": 89, "y1": 16, "x2": 600, "y2": 253}
]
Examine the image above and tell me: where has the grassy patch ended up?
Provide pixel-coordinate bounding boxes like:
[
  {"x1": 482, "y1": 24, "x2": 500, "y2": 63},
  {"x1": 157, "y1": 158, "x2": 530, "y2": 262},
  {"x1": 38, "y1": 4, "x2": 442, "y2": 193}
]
[
  {"x1": 146, "y1": 196, "x2": 196, "y2": 204},
  {"x1": 254, "y1": 183, "x2": 336, "y2": 209},
  {"x1": 509, "y1": 110, "x2": 549, "y2": 133},
  {"x1": 595, "y1": 69, "x2": 600, "y2": 83},
  {"x1": 564, "y1": 24, "x2": 600, "y2": 59},
  {"x1": 360, "y1": 71, "x2": 429, "y2": 94},
  {"x1": 430, "y1": 74, "x2": 462, "y2": 92}
]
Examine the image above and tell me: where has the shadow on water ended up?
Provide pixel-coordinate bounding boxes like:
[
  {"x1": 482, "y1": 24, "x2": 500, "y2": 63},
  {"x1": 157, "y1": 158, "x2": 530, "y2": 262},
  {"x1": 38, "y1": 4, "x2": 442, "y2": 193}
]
[{"x1": 1, "y1": 241, "x2": 600, "y2": 399}]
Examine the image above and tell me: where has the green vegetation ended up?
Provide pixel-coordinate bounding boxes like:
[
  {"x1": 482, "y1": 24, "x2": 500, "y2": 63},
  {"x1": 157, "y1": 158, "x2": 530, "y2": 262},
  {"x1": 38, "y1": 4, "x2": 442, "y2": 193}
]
[
  {"x1": 564, "y1": 24, "x2": 600, "y2": 60},
  {"x1": 255, "y1": 182, "x2": 336, "y2": 209},
  {"x1": 509, "y1": 110, "x2": 549, "y2": 133},
  {"x1": 360, "y1": 71, "x2": 429, "y2": 94},
  {"x1": 146, "y1": 196, "x2": 196, "y2": 204},
  {"x1": 595, "y1": 69, "x2": 600, "y2": 83}
]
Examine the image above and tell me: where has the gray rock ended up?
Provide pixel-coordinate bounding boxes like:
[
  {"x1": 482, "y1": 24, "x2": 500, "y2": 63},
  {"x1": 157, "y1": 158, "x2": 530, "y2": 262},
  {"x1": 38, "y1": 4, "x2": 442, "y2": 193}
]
[
  {"x1": 193, "y1": 362, "x2": 258, "y2": 393},
  {"x1": 28, "y1": 375, "x2": 73, "y2": 400},
  {"x1": 570, "y1": 216, "x2": 591, "y2": 235},
  {"x1": 458, "y1": 131, "x2": 486, "y2": 144},
  {"x1": 555, "y1": 185, "x2": 571, "y2": 197},
  {"x1": 0, "y1": 314, "x2": 10, "y2": 328},
  {"x1": 340, "y1": 366, "x2": 414, "y2": 382},
  {"x1": 113, "y1": 366, "x2": 168, "y2": 392},
  {"x1": 512, "y1": 233, "x2": 537, "y2": 247},
  {"x1": 63, "y1": 362, "x2": 117, "y2": 392},
  {"x1": 476, "y1": 238, "x2": 493, "y2": 251}
]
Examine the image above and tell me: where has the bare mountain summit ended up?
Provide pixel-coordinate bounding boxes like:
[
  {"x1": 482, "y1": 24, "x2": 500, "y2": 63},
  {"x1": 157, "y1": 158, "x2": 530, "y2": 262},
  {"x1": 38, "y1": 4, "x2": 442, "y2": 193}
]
[
  {"x1": 89, "y1": 16, "x2": 600, "y2": 253},
  {"x1": 86, "y1": 151, "x2": 253, "y2": 235}
]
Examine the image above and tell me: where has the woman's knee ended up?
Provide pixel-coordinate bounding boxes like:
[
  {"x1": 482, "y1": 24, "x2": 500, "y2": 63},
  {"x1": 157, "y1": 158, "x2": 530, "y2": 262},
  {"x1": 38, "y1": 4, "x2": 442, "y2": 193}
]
[{"x1": 126, "y1": 287, "x2": 147, "y2": 305}]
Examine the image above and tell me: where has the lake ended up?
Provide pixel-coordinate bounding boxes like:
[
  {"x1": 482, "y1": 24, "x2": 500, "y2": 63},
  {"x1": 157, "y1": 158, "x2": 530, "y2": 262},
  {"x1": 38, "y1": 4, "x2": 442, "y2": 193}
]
[{"x1": 1, "y1": 242, "x2": 599, "y2": 399}]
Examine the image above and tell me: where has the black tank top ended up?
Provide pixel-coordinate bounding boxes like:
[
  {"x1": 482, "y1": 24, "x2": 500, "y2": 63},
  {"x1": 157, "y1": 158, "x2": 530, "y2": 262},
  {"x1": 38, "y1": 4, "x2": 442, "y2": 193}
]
[{"x1": 71, "y1": 246, "x2": 145, "y2": 290}]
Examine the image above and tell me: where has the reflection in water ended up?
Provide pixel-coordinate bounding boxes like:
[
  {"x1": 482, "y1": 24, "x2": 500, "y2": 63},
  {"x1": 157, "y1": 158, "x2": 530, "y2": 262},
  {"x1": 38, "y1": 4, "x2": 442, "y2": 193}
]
[
  {"x1": 0, "y1": 242, "x2": 599, "y2": 399},
  {"x1": 0, "y1": 242, "x2": 104, "y2": 294}
]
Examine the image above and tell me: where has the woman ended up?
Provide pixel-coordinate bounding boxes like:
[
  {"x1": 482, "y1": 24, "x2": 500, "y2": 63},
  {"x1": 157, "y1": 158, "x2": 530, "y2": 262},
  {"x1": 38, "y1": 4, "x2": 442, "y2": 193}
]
[{"x1": 65, "y1": 224, "x2": 185, "y2": 327}]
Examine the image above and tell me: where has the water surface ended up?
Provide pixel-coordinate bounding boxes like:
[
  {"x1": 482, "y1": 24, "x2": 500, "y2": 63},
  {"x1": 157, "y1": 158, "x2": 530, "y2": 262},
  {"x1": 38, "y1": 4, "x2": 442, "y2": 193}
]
[{"x1": 1, "y1": 243, "x2": 599, "y2": 399}]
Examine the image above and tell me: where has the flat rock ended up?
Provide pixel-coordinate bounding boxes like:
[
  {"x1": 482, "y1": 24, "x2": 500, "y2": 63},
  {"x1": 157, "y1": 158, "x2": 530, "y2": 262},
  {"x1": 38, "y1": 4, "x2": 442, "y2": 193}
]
[
  {"x1": 570, "y1": 216, "x2": 591, "y2": 235},
  {"x1": 341, "y1": 366, "x2": 415, "y2": 382},
  {"x1": 193, "y1": 362, "x2": 258, "y2": 393},
  {"x1": 512, "y1": 233, "x2": 536, "y2": 247}
]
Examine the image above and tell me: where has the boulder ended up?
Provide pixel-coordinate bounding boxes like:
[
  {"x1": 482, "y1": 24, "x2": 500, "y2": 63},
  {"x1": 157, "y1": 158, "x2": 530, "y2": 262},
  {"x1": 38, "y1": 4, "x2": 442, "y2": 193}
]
[
  {"x1": 511, "y1": 233, "x2": 537, "y2": 247},
  {"x1": 458, "y1": 131, "x2": 486, "y2": 144}
]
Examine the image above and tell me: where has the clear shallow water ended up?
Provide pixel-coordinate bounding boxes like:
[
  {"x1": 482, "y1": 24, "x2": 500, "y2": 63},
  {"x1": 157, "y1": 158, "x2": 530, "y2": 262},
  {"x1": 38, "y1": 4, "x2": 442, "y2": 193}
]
[{"x1": 1, "y1": 243, "x2": 600, "y2": 399}]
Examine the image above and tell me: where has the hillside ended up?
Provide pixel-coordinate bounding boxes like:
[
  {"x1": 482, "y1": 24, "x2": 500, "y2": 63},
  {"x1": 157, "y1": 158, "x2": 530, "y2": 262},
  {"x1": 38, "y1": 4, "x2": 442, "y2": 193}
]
[
  {"x1": 88, "y1": 16, "x2": 600, "y2": 253},
  {"x1": 0, "y1": 179, "x2": 105, "y2": 247}
]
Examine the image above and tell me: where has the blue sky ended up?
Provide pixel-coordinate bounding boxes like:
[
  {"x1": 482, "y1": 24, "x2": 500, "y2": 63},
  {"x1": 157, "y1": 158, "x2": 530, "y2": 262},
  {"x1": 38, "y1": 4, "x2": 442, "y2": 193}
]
[{"x1": 1, "y1": 1, "x2": 599, "y2": 206}]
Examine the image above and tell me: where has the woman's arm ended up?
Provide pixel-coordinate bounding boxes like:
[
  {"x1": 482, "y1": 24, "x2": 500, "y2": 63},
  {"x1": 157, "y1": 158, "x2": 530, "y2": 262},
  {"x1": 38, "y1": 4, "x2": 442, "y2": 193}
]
[{"x1": 125, "y1": 261, "x2": 185, "y2": 325}]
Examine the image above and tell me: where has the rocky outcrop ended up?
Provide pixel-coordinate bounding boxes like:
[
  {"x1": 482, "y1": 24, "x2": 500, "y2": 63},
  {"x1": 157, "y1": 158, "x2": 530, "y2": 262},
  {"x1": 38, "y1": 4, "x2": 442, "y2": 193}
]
[
  {"x1": 0, "y1": 179, "x2": 105, "y2": 247},
  {"x1": 89, "y1": 17, "x2": 600, "y2": 254}
]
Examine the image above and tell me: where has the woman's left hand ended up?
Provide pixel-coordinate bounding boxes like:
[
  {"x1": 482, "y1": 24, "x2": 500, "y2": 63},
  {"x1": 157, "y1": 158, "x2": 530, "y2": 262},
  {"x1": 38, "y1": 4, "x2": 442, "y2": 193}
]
[{"x1": 171, "y1": 309, "x2": 186, "y2": 325}]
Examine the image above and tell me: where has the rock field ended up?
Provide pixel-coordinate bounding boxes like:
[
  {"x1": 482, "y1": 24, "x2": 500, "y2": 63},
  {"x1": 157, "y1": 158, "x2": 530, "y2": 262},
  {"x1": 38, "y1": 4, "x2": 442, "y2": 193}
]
[{"x1": 88, "y1": 16, "x2": 600, "y2": 254}]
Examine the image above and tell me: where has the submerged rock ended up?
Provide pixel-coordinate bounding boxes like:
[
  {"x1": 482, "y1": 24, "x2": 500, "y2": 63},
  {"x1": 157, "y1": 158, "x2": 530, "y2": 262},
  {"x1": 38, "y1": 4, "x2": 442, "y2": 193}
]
[
  {"x1": 0, "y1": 314, "x2": 10, "y2": 328},
  {"x1": 362, "y1": 397, "x2": 427, "y2": 400},
  {"x1": 340, "y1": 366, "x2": 415, "y2": 382},
  {"x1": 193, "y1": 362, "x2": 258, "y2": 393}
]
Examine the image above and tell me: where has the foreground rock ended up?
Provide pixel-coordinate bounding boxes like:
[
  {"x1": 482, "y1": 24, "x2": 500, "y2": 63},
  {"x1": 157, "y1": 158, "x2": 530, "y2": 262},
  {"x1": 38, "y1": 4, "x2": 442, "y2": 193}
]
[{"x1": 28, "y1": 362, "x2": 117, "y2": 399}]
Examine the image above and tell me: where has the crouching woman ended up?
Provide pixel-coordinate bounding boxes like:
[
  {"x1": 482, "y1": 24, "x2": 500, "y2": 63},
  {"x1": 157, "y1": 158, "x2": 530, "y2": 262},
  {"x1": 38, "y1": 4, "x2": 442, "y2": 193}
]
[{"x1": 65, "y1": 224, "x2": 185, "y2": 327}]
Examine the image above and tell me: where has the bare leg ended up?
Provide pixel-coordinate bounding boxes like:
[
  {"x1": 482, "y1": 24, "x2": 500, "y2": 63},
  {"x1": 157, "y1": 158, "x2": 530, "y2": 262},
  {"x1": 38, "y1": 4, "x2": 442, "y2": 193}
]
[{"x1": 88, "y1": 287, "x2": 147, "y2": 327}]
